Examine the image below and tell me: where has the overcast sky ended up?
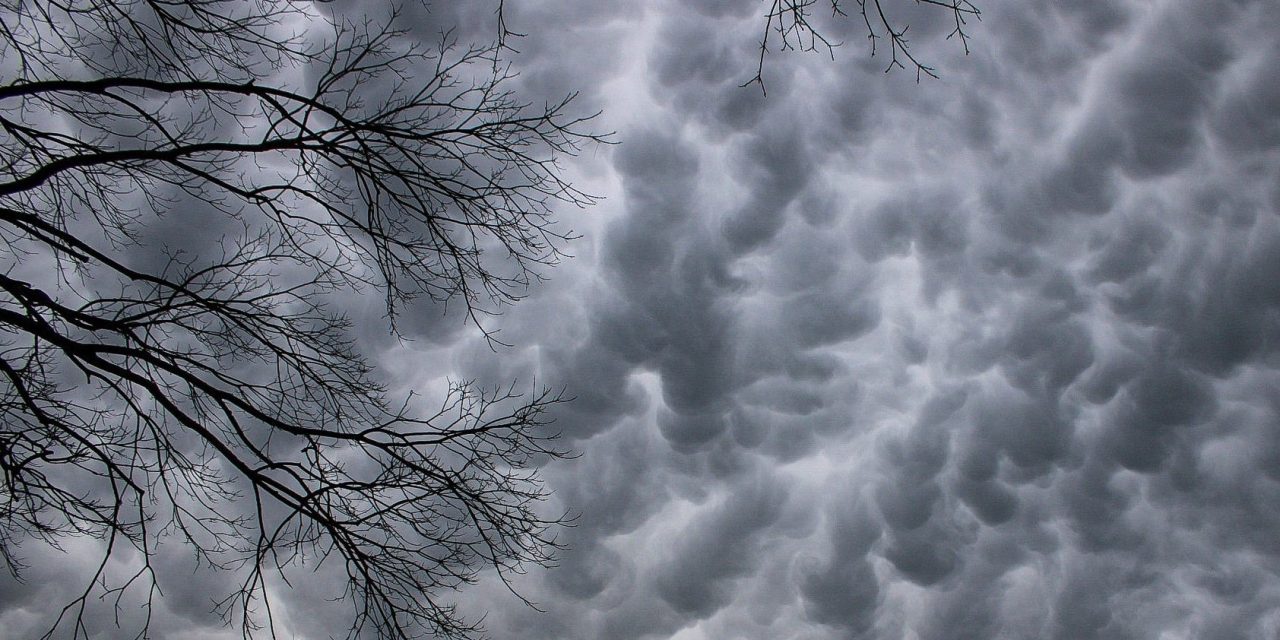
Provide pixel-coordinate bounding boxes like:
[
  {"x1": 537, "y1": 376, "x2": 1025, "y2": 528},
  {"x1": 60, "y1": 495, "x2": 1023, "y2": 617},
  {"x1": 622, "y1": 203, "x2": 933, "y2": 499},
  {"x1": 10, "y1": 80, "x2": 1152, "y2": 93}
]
[
  {"x1": 6, "y1": 1, "x2": 1280, "y2": 639},
  {"x1": 445, "y1": 1, "x2": 1280, "y2": 638}
]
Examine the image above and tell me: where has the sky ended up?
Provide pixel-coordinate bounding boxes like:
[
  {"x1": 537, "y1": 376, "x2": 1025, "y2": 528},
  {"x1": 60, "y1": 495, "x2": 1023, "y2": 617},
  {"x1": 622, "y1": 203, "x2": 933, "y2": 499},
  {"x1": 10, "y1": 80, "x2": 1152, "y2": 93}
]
[{"x1": 5, "y1": 0, "x2": 1280, "y2": 639}]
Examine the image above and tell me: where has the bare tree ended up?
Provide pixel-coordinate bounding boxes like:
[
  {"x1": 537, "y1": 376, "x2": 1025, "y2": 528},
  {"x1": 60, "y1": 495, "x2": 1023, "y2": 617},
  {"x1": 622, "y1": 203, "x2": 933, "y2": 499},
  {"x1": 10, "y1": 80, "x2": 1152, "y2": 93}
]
[
  {"x1": 748, "y1": 0, "x2": 982, "y2": 92},
  {"x1": 0, "y1": 1, "x2": 604, "y2": 638}
]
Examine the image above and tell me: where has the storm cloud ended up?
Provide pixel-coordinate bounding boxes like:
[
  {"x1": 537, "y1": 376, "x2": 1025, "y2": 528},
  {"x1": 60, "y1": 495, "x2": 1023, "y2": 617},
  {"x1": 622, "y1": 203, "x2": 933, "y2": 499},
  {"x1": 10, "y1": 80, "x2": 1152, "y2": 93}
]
[
  {"x1": 4, "y1": 0, "x2": 1280, "y2": 639},
  {"x1": 449, "y1": 1, "x2": 1280, "y2": 638}
]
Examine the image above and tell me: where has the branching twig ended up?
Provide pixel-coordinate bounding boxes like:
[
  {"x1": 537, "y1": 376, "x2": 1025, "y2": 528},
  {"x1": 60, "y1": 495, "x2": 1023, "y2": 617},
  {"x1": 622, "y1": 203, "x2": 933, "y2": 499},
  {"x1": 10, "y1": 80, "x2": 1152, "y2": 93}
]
[
  {"x1": 0, "y1": 2, "x2": 602, "y2": 639},
  {"x1": 747, "y1": 0, "x2": 981, "y2": 91}
]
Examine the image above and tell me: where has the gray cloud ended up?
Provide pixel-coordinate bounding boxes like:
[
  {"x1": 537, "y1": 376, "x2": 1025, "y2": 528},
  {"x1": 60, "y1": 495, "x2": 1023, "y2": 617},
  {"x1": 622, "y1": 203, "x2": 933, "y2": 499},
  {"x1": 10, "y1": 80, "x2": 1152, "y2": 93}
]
[
  {"x1": 452, "y1": 1, "x2": 1280, "y2": 636},
  {"x1": 9, "y1": 0, "x2": 1280, "y2": 638}
]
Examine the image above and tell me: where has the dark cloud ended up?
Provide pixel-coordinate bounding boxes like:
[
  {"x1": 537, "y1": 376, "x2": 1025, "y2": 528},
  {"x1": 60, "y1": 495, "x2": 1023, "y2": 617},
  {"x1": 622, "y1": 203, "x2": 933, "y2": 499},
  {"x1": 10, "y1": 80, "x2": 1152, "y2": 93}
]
[
  {"x1": 458, "y1": 0, "x2": 1280, "y2": 634},
  {"x1": 10, "y1": 0, "x2": 1280, "y2": 638}
]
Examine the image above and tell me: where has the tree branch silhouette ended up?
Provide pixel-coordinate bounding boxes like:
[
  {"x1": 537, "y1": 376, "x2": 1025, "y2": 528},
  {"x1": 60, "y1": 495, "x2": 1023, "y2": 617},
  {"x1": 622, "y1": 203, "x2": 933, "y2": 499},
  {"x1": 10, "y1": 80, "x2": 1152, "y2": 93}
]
[
  {"x1": 746, "y1": 0, "x2": 981, "y2": 92},
  {"x1": 0, "y1": 2, "x2": 603, "y2": 638}
]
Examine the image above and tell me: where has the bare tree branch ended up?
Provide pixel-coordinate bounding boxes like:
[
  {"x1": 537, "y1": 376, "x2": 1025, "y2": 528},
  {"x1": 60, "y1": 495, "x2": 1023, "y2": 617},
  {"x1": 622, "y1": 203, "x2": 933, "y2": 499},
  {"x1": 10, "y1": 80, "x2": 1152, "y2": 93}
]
[
  {"x1": 0, "y1": 2, "x2": 603, "y2": 638},
  {"x1": 745, "y1": 0, "x2": 981, "y2": 93}
]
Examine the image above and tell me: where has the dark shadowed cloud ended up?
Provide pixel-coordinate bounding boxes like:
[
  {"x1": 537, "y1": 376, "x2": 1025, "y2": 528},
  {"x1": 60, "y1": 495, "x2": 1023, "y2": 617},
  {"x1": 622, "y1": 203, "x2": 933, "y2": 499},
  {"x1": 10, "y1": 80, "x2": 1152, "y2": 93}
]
[
  {"x1": 445, "y1": 1, "x2": 1280, "y2": 638},
  {"x1": 5, "y1": 1, "x2": 1280, "y2": 639}
]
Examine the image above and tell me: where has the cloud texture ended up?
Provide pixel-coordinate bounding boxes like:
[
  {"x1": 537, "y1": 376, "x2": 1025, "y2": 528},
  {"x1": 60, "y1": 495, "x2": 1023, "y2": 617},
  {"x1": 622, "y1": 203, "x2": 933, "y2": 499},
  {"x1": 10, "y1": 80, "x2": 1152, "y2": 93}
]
[
  {"x1": 5, "y1": 0, "x2": 1280, "y2": 638},
  {"x1": 451, "y1": 1, "x2": 1280, "y2": 638}
]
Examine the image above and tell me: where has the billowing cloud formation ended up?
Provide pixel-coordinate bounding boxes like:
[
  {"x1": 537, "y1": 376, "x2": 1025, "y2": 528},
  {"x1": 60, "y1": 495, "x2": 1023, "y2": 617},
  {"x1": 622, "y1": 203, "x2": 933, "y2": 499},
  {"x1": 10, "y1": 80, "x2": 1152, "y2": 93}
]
[
  {"x1": 447, "y1": 1, "x2": 1280, "y2": 638},
  {"x1": 5, "y1": 0, "x2": 1280, "y2": 638}
]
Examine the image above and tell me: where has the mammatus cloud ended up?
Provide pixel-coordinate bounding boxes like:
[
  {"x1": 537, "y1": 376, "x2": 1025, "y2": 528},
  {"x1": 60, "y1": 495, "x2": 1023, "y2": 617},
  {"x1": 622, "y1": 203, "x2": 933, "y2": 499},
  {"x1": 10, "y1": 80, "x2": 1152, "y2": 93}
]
[
  {"x1": 4, "y1": 0, "x2": 1280, "y2": 638},
  {"x1": 452, "y1": 0, "x2": 1280, "y2": 638}
]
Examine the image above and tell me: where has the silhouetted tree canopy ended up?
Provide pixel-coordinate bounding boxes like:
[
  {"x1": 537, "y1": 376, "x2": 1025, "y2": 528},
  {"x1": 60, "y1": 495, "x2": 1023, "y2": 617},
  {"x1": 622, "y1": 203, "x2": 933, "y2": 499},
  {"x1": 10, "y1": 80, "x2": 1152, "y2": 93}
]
[{"x1": 0, "y1": 2, "x2": 602, "y2": 638}]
